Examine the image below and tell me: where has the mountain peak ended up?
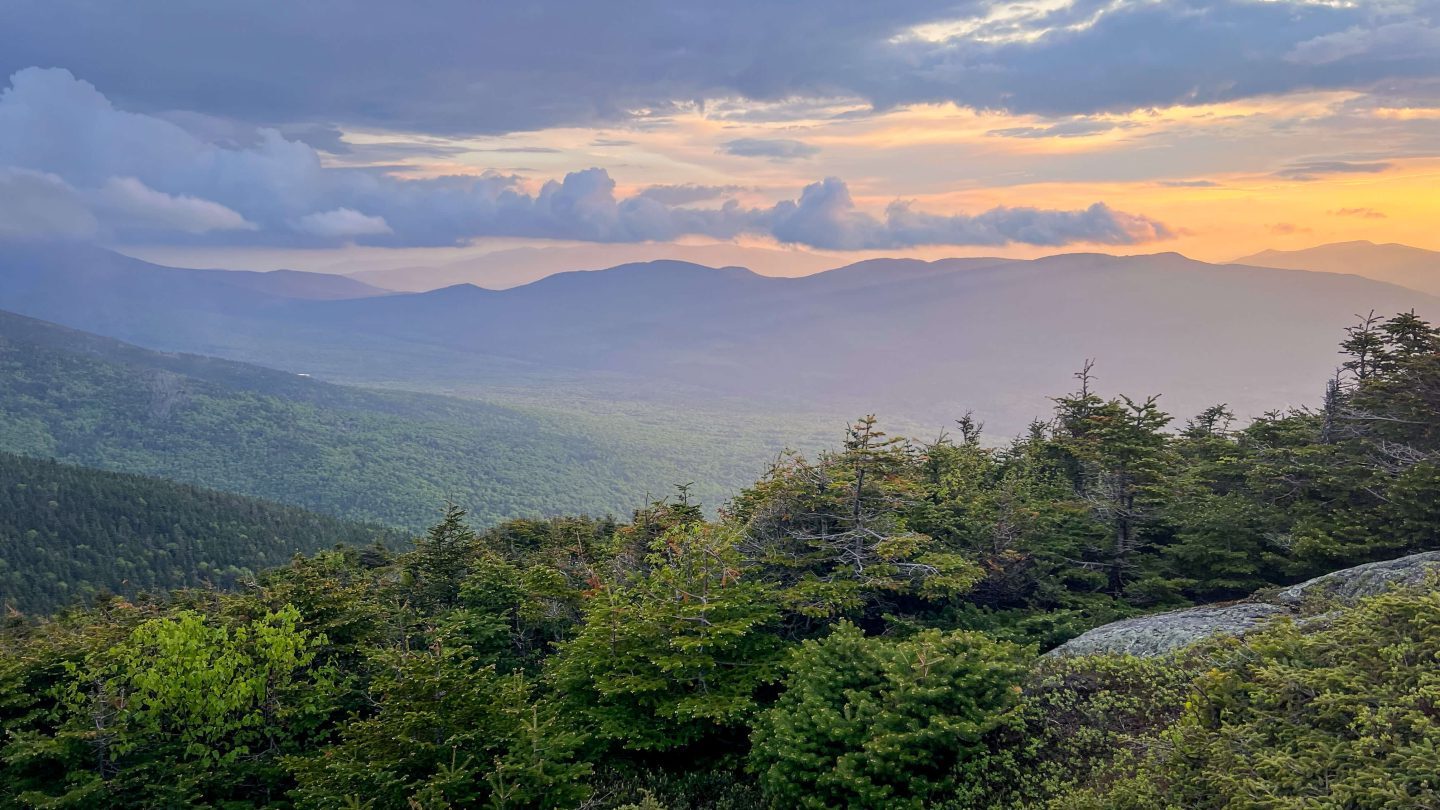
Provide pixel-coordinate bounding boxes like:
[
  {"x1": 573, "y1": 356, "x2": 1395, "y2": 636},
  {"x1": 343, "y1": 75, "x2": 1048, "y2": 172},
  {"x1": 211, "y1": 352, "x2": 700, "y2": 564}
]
[{"x1": 1234, "y1": 240, "x2": 1440, "y2": 296}]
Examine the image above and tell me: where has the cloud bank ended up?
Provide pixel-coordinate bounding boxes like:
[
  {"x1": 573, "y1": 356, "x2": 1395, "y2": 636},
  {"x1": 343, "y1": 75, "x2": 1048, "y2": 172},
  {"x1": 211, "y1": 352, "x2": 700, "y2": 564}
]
[
  {"x1": 0, "y1": 67, "x2": 1171, "y2": 249},
  {"x1": 0, "y1": 0, "x2": 1434, "y2": 135}
]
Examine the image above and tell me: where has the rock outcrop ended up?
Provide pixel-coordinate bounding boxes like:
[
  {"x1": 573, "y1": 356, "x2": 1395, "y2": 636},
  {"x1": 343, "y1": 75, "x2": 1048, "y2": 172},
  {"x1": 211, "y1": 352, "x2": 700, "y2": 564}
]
[
  {"x1": 1045, "y1": 603, "x2": 1290, "y2": 658},
  {"x1": 1045, "y1": 550, "x2": 1440, "y2": 658},
  {"x1": 1273, "y1": 551, "x2": 1440, "y2": 606}
]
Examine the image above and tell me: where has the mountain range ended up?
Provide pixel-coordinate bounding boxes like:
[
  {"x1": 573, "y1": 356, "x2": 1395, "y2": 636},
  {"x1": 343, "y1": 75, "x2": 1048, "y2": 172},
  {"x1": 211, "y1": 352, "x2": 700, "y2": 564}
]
[
  {"x1": 340, "y1": 241, "x2": 844, "y2": 291},
  {"x1": 2, "y1": 241, "x2": 1436, "y2": 439}
]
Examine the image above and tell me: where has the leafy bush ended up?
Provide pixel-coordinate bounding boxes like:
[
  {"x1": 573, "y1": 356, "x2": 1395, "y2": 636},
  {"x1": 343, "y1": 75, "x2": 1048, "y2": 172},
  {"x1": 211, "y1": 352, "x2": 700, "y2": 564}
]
[{"x1": 1060, "y1": 583, "x2": 1440, "y2": 809}]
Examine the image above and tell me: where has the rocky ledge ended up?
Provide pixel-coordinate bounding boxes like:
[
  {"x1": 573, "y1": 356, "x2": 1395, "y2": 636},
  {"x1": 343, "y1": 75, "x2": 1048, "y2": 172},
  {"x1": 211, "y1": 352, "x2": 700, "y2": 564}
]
[{"x1": 1045, "y1": 550, "x2": 1440, "y2": 658}]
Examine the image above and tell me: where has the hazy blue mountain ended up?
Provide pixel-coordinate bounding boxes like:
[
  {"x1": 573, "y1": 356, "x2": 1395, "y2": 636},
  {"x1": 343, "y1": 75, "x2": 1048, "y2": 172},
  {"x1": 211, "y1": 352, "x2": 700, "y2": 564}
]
[
  {"x1": 186, "y1": 267, "x2": 391, "y2": 299},
  {"x1": 343, "y1": 242, "x2": 842, "y2": 290},
  {"x1": 1236, "y1": 240, "x2": 1440, "y2": 296},
  {"x1": 292, "y1": 253, "x2": 1439, "y2": 430},
  {"x1": 3, "y1": 244, "x2": 1435, "y2": 435}
]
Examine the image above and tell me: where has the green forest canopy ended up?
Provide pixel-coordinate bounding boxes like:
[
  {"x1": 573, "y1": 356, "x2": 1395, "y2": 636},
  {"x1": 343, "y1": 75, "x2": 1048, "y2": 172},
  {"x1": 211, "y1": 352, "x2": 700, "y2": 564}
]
[
  {"x1": 0, "y1": 308, "x2": 823, "y2": 529},
  {"x1": 0, "y1": 312, "x2": 1436, "y2": 807},
  {"x1": 0, "y1": 452, "x2": 399, "y2": 614}
]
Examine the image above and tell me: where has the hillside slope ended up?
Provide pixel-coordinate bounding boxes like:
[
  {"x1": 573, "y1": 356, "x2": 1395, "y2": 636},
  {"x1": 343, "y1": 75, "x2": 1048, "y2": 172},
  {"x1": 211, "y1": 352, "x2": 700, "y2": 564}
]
[
  {"x1": 0, "y1": 452, "x2": 400, "y2": 614},
  {"x1": 0, "y1": 309, "x2": 791, "y2": 528}
]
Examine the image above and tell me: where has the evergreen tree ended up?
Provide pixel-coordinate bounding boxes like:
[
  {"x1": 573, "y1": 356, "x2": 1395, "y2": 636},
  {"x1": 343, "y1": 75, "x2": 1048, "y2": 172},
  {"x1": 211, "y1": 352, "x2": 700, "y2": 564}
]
[
  {"x1": 548, "y1": 524, "x2": 785, "y2": 751},
  {"x1": 408, "y1": 504, "x2": 478, "y2": 611},
  {"x1": 1340, "y1": 310, "x2": 1388, "y2": 380},
  {"x1": 751, "y1": 622, "x2": 1027, "y2": 809}
]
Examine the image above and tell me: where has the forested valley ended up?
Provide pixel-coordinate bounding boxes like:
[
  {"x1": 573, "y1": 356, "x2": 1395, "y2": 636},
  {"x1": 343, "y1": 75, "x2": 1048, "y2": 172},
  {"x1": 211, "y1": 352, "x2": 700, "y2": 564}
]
[
  {"x1": 1, "y1": 312, "x2": 1438, "y2": 808},
  {"x1": 0, "y1": 309, "x2": 811, "y2": 530}
]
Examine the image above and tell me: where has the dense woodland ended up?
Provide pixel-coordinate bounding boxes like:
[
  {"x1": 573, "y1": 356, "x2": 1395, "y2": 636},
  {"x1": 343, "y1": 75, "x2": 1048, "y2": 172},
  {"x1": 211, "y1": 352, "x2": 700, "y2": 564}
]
[
  {"x1": 0, "y1": 453, "x2": 399, "y2": 613},
  {"x1": 0, "y1": 312, "x2": 1437, "y2": 808},
  {"x1": 0, "y1": 309, "x2": 810, "y2": 529}
]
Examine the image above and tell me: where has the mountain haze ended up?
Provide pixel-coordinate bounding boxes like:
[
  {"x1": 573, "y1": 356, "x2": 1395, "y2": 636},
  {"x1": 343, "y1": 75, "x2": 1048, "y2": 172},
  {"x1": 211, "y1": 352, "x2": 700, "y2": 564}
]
[
  {"x1": 2, "y1": 244, "x2": 1435, "y2": 436},
  {"x1": 0, "y1": 307, "x2": 805, "y2": 527},
  {"x1": 343, "y1": 242, "x2": 844, "y2": 291},
  {"x1": 1236, "y1": 241, "x2": 1440, "y2": 296}
]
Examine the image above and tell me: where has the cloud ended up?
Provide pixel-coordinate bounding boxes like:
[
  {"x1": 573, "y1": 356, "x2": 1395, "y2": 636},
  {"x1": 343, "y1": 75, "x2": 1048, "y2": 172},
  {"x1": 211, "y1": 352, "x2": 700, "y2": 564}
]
[
  {"x1": 758, "y1": 177, "x2": 1172, "y2": 250},
  {"x1": 1268, "y1": 222, "x2": 1312, "y2": 235},
  {"x1": 1, "y1": 0, "x2": 1434, "y2": 134},
  {"x1": 1274, "y1": 160, "x2": 1394, "y2": 181},
  {"x1": 0, "y1": 68, "x2": 1172, "y2": 249},
  {"x1": 1287, "y1": 22, "x2": 1440, "y2": 66},
  {"x1": 1329, "y1": 207, "x2": 1387, "y2": 219},
  {"x1": 987, "y1": 120, "x2": 1135, "y2": 139},
  {"x1": 475, "y1": 146, "x2": 563, "y2": 153},
  {"x1": 88, "y1": 177, "x2": 256, "y2": 233},
  {"x1": 0, "y1": 168, "x2": 97, "y2": 239},
  {"x1": 293, "y1": 208, "x2": 393, "y2": 238},
  {"x1": 1157, "y1": 179, "x2": 1220, "y2": 188},
  {"x1": 590, "y1": 138, "x2": 636, "y2": 147},
  {"x1": 720, "y1": 138, "x2": 821, "y2": 161},
  {"x1": 636, "y1": 184, "x2": 742, "y2": 205}
]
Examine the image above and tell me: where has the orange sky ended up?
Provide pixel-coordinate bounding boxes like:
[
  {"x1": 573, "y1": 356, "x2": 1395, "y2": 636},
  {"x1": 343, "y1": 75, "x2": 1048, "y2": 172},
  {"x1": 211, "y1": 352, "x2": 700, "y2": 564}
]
[{"x1": 322, "y1": 91, "x2": 1440, "y2": 264}]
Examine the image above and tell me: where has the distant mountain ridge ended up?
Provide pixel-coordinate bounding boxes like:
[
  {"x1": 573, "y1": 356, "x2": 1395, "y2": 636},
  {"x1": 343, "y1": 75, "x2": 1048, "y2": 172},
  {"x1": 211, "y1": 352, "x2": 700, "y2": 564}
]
[
  {"x1": 343, "y1": 242, "x2": 843, "y2": 291},
  {"x1": 2, "y1": 242, "x2": 1437, "y2": 436},
  {"x1": 1235, "y1": 240, "x2": 1440, "y2": 296}
]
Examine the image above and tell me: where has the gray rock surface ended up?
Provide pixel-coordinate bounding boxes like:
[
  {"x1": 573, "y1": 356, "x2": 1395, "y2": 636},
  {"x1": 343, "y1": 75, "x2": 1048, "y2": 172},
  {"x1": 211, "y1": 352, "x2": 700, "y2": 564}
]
[
  {"x1": 1045, "y1": 550, "x2": 1440, "y2": 659},
  {"x1": 1273, "y1": 551, "x2": 1440, "y2": 606},
  {"x1": 1045, "y1": 603, "x2": 1292, "y2": 658}
]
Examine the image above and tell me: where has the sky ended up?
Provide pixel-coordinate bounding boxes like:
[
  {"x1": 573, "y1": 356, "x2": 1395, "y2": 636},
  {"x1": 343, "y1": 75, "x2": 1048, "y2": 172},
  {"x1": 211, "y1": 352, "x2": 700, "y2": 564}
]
[{"x1": 1, "y1": 0, "x2": 1438, "y2": 271}]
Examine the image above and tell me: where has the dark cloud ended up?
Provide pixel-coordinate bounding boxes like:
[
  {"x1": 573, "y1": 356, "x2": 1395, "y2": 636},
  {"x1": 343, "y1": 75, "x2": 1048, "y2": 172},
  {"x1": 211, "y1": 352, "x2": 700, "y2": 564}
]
[
  {"x1": 0, "y1": 68, "x2": 1171, "y2": 250},
  {"x1": 2, "y1": 0, "x2": 1433, "y2": 134},
  {"x1": 1274, "y1": 160, "x2": 1394, "y2": 181},
  {"x1": 720, "y1": 138, "x2": 821, "y2": 161},
  {"x1": 590, "y1": 138, "x2": 637, "y2": 147},
  {"x1": 276, "y1": 124, "x2": 352, "y2": 154}
]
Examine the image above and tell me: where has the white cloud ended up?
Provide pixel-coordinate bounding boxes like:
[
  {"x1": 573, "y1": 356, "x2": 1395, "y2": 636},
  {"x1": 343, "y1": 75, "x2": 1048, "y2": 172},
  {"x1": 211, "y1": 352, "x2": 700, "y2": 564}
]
[
  {"x1": 88, "y1": 177, "x2": 256, "y2": 233},
  {"x1": 293, "y1": 208, "x2": 393, "y2": 238},
  {"x1": 759, "y1": 177, "x2": 1173, "y2": 250}
]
